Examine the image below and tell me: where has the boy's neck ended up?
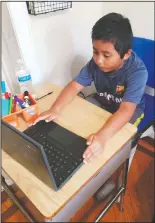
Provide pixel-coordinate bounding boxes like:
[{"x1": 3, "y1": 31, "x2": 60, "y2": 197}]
[{"x1": 104, "y1": 60, "x2": 125, "y2": 74}]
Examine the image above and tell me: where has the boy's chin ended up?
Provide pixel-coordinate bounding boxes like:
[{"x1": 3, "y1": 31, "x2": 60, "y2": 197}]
[{"x1": 100, "y1": 67, "x2": 111, "y2": 72}]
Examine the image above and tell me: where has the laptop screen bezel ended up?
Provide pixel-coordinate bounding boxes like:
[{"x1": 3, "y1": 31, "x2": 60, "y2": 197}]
[{"x1": 2, "y1": 120, "x2": 59, "y2": 191}]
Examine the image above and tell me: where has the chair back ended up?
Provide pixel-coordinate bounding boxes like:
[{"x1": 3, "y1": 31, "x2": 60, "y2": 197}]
[
  {"x1": 133, "y1": 37, "x2": 155, "y2": 131},
  {"x1": 133, "y1": 37, "x2": 154, "y2": 89}
]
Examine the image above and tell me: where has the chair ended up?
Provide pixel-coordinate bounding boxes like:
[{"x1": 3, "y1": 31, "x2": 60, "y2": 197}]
[{"x1": 132, "y1": 37, "x2": 155, "y2": 137}]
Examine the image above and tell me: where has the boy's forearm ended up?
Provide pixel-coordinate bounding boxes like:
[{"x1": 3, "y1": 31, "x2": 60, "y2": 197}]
[
  {"x1": 96, "y1": 102, "x2": 136, "y2": 142},
  {"x1": 50, "y1": 81, "x2": 84, "y2": 112}
]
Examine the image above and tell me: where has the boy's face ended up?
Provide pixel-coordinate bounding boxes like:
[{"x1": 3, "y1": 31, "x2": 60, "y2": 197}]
[{"x1": 92, "y1": 40, "x2": 131, "y2": 72}]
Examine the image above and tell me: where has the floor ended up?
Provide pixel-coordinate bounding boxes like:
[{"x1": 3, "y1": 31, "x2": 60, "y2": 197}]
[{"x1": 1, "y1": 137, "x2": 154, "y2": 222}]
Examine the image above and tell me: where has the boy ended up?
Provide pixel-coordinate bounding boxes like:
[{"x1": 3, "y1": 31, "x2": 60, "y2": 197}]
[{"x1": 33, "y1": 13, "x2": 148, "y2": 165}]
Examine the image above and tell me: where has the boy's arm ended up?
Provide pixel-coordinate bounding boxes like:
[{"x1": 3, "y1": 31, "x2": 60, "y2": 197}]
[
  {"x1": 96, "y1": 101, "x2": 136, "y2": 141},
  {"x1": 33, "y1": 80, "x2": 84, "y2": 124},
  {"x1": 33, "y1": 60, "x2": 93, "y2": 125},
  {"x1": 51, "y1": 80, "x2": 85, "y2": 112},
  {"x1": 83, "y1": 102, "x2": 136, "y2": 163},
  {"x1": 83, "y1": 69, "x2": 147, "y2": 163}
]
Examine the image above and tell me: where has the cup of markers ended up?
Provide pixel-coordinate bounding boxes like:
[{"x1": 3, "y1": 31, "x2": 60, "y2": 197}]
[{"x1": 1, "y1": 80, "x2": 38, "y2": 126}]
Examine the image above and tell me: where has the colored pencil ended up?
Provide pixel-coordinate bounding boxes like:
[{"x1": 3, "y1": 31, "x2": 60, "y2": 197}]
[{"x1": 9, "y1": 97, "x2": 13, "y2": 114}]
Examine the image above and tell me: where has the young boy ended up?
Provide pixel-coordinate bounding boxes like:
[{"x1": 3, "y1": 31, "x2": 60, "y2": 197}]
[{"x1": 33, "y1": 13, "x2": 148, "y2": 165}]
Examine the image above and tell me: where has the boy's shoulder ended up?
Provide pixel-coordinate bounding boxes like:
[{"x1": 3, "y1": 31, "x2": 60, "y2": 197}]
[
  {"x1": 124, "y1": 51, "x2": 148, "y2": 83},
  {"x1": 126, "y1": 51, "x2": 147, "y2": 73}
]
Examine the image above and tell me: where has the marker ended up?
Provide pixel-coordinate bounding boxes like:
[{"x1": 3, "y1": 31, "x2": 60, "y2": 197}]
[
  {"x1": 9, "y1": 97, "x2": 13, "y2": 114},
  {"x1": 16, "y1": 101, "x2": 25, "y2": 109},
  {"x1": 5, "y1": 92, "x2": 9, "y2": 99},
  {"x1": 14, "y1": 95, "x2": 25, "y2": 109}
]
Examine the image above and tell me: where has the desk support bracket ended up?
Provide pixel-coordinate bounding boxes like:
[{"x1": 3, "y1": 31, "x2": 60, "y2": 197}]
[
  {"x1": 1, "y1": 176, "x2": 35, "y2": 223},
  {"x1": 94, "y1": 158, "x2": 129, "y2": 222}
]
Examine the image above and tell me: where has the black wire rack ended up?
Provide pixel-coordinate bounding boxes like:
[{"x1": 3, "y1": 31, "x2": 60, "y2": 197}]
[{"x1": 26, "y1": 1, "x2": 72, "y2": 15}]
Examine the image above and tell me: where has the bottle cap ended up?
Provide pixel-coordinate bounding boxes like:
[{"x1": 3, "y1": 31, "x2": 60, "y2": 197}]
[{"x1": 24, "y1": 91, "x2": 29, "y2": 97}]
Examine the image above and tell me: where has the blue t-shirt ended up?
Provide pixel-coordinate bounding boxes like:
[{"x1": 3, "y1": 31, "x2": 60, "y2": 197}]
[{"x1": 74, "y1": 51, "x2": 148, "y2": 113}]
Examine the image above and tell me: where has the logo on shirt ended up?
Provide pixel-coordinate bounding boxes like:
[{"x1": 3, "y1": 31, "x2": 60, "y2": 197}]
[
  {"x1": 116, "y1": 85, "x2": 125, "y2": 95},
  {"x1": 99, "y1": 92, "x2": 122, "y2": 104}
]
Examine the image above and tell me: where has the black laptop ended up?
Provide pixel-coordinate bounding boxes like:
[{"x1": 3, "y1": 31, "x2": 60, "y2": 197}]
[{"x1": 2, "y1": 120, "x2": 87, "y2": 191}]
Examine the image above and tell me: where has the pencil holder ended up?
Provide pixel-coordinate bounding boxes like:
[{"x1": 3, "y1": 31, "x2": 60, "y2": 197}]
[
  {"x1": 18, "y1": 93, "x2": 39, "y2": 123},
  {"x1": 2, "y1": 113, "x2": 19, "y2": 128},
  {"x1": 2, "y1": 93, "x2": 39, "y2": 126}
]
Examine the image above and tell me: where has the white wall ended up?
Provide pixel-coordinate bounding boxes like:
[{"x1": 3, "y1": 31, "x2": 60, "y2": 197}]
[
  {"x1": 7, "y1": 2, "x2": 42, "y2": 86},
  {"x1": 102, "y1": 2, "x2": 154, "y2": 40},
  {"x1": 5, "y1": 2, "x2": 154, "y2": 90},
  {"x1": 2, "y1": 2, "x2": 22, "y2": 93},
  {"x1": 29, "y1": 2, "x2": 104, "y2": 86}
]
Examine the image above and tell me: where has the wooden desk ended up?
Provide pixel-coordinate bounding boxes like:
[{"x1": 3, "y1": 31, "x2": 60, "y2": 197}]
[{"x1": 2, "y1": 83, "x2": 137, "y2": 222}]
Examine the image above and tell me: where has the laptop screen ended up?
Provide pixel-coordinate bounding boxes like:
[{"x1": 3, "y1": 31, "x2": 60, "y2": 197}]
[{"x1": 2, "y1": 122, "x2": 55, "y2": 189}]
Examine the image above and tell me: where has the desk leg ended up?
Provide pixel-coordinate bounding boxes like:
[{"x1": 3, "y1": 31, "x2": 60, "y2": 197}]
[
  {"x1": 94, "y1": 158, "x2": 129, "y2": 222},
  {"x1": 118, "y1": 158, "x2": 129, "y2": 211},
  {"x1": 1, "y1": 176, "x2": 35, "y2": 223}
]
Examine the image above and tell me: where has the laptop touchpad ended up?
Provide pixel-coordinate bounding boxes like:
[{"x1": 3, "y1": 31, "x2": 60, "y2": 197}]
[{"x1": 48, "y1": 125, "x2": 87, "y2": 156}]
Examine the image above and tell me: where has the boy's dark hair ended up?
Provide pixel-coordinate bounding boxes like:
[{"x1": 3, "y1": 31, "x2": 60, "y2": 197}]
[{"x1": 92, "y1": 13, "x2": 133, "y2": 58}]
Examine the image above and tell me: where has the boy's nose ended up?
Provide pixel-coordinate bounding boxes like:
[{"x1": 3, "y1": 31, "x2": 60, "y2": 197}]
[{"x1": 97, "y1": 57, "x2": 104, "y2": 67}]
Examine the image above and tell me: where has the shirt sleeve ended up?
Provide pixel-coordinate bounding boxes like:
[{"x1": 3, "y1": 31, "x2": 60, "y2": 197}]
[
  {"x1": 122, "y1": 69, "x2": 148, "y2": 104},
  {"x1": 74, "y1": 60, "x2": 93, "y2": 87}
]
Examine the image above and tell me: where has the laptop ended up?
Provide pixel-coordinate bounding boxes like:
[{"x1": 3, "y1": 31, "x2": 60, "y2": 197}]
[{"x1": 2, "y1": 120, "x2": 87, "y2": 191}]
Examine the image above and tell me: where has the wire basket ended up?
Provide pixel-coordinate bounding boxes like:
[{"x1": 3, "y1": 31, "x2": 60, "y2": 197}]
[{"x1": 26, "y1": 1, "x2": 72, "y2": 15}]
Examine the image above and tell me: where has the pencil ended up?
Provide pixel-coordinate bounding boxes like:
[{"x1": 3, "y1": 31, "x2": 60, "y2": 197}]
[
  {"x1": 12, "y1": 96, "x2": 16, "y2": 113},
  {"x1": 9, "y1": 97, "x2": 13, "y2": 114}
]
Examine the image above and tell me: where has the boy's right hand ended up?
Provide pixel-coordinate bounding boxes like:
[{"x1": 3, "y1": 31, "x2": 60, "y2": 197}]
[{"x1": 32, "y1": 108, "x2": 58, "y2": 125}]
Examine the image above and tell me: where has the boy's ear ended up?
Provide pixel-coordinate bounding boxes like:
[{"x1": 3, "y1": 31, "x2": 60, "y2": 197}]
[{"x1": 123, "y1": 49, "x2": 132, "y2": 60}]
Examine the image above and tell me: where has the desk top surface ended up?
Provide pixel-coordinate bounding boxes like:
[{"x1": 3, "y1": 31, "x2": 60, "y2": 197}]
[{"x1": 2, "y1": 83, "x2": 137, "y2": 219}]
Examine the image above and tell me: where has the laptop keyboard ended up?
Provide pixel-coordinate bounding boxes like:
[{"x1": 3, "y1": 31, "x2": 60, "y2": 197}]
[{"x1": 24, "y1": 123, "x2": 83, "y2": 187}]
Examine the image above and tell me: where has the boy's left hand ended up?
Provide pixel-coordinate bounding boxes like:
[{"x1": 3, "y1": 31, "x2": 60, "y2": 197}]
[{"x1": 83, "y1": 133, "x2": 106, "y2": 164}]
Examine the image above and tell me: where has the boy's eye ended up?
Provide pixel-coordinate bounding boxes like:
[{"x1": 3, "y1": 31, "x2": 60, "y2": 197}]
[
  {"x1": 104, "y1": 55, "x2": 110, "y2": 58},
  {"x1": 93, "y1": 51, "x2": 98, "y2": 55}
]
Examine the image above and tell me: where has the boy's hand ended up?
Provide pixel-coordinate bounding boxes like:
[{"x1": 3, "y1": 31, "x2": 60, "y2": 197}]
[
  {"x1": 32, "y1": 108, "x2": 58, "y2": 125},
  {"x1": 83, "y1": 133, "x2": 106, "y2": 164}
]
